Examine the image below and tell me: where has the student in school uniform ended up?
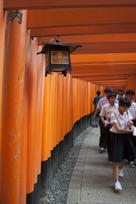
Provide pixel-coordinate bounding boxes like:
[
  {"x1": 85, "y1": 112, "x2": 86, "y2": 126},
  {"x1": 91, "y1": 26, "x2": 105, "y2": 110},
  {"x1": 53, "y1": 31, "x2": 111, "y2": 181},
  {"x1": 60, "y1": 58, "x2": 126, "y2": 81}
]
[
  {"x1": 126, "y1": 89, "x2": 136, "y2": 167},
  {"x1": 100, "y1": 93, "x2": 118, "y2": 157},
  {"x1": 93, "y1": 90, "x2": 102, "y2": 127},
  {"x1": 109, "y1": 98, "x2": 136, "y2": 191},
  {"x1": 117, "y1": 91, "x2": 124, "y2": 102},
  {"x1": 126, "y1": 90, "x2": 136, "y2": 123},
  {"x1": 93, "y1": 88, "x2": 112, "y2": 153}
]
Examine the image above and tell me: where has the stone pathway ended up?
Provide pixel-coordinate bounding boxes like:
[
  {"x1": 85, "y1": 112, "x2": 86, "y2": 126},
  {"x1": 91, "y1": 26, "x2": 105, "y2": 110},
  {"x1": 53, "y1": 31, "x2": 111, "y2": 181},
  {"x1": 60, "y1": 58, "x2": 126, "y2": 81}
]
[
  {"x1": 40, "y1": 128, "x2": 90, "y2": 204},
  {"x1": 67, "y1": 127, "x2": 136, "y2": 204}
]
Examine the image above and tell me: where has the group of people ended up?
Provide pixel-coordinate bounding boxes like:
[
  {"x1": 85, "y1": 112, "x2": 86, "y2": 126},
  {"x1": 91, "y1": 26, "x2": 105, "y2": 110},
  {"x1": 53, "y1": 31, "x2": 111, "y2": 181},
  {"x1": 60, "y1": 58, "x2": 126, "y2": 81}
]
[{"x1": 93, "y1": 88, "x2": 136, "y2": 192}]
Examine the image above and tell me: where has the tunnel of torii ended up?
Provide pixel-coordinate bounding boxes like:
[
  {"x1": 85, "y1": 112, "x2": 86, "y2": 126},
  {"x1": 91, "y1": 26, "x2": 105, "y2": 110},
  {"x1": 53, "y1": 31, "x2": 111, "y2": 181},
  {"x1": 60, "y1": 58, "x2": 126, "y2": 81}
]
[{"x1": 0, "y1": 0, "x2": 136, "y2": 204}]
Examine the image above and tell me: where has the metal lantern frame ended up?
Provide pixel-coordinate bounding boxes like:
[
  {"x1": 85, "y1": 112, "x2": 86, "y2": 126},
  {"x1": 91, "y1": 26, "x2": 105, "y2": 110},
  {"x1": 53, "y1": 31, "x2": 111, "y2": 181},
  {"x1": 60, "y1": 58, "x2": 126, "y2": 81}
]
[{"x1": 37, "y1": 42, "x2": 81, "y2": 76}]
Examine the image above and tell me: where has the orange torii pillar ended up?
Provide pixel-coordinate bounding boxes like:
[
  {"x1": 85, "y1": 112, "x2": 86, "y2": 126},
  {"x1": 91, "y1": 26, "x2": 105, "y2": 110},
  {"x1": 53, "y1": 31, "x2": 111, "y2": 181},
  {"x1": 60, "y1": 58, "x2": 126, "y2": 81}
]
[
  {"x1": 128, "y1": 76, "x2": 136, "y2": 90},
  {"x1": 0, "y1": 0, "x2": 5, "y2": 198},
  {"x1": 0, "y1": 0, "x2": 5, "y2": 131},
  {"x1": 0, "y1": 11, "x2": 27, "y2": 204},
  {"x1": 127, "y1": 75, "x2": 136, "y2": 101}
]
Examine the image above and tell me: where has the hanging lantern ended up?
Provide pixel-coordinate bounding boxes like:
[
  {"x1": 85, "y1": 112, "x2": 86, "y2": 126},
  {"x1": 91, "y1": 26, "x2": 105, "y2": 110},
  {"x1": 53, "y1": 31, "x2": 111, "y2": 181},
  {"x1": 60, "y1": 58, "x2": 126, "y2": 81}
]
[{"x1": 37, "y1": 40, "x2": 81, "y2": 76}]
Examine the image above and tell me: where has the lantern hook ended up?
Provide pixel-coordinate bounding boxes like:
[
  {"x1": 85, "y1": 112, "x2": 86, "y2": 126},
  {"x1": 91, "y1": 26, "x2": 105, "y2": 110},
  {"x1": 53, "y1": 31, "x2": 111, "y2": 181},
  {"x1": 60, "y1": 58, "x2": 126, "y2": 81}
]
[{"x1": 50, "y1": 36, "x2": 61, "y2": 43}]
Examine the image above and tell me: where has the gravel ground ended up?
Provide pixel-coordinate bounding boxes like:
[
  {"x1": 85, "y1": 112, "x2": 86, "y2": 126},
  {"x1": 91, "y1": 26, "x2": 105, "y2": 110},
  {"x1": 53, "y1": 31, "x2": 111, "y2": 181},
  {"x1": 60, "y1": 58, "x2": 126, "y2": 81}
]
[{"x1": 40, "y1": 127, "x2": 91, "y2": 204}]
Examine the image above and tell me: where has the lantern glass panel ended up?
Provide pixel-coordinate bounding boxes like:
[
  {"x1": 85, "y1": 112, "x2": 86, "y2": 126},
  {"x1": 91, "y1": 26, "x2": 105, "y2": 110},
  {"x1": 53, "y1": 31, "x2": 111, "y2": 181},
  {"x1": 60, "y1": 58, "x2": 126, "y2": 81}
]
[{"x1": 51, "y1": 51, "x2": 69, "y2": 65}]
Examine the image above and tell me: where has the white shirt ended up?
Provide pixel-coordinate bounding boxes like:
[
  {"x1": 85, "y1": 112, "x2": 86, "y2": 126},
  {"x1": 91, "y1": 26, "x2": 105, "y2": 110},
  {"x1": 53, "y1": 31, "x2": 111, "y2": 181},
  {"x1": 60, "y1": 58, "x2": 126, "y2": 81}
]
[
  {"x1": 110, "y1": 109, "x2": 130, "y2": 133},
  {"x1": 128, "y1": 101, "x2": 136, "y2": 120},
  {"x1": 100, "y1": 103, "x2": 118, "y2": 121},
  {"x1": 96, "y1": 97, "x2": 109, "y2": 111},
  {"x1": 115, "y1": 99, "x2": 119, "y2": 105}
]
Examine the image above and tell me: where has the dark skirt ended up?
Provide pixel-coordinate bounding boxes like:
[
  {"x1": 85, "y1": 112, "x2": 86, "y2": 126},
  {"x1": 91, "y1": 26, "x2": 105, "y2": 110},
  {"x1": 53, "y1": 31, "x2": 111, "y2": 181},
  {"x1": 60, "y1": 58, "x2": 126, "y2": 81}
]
[
  {"x1": 105, "y1": 124, "x2": 112, "y2": 156},
  {"x1": 99, "y1": 118, "x2": 107, "y2": 148},
  {"x1": 132, "y1": 120, "x2": 136, "y2": 148},
  {"x1": 108, "y1": 132, "x2": 136, "y2": 162}
]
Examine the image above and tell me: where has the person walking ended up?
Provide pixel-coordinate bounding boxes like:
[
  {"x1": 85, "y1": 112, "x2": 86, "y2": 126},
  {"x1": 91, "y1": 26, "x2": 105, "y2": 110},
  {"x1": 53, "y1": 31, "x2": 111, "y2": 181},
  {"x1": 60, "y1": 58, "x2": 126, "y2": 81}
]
[
  {"x1": 126, "y1": 89, "x2": 136, "y2": 167},
  {"x1": 93, "y1": 88, "x2": 112, "y2": 153},
  {"x1": 109, "y1": 98, "x2": 136, "y2": 191},
  {"x1": 100, "y1": 93, "x2": 118, "y2": 157},
  {"x1": 117, "y1": 91, "x2": 124, "y2": 102},
  {"x1": 93, "y1": 90, "x2": 102, "y2": 127},
  {"x1": 126, "y1": 90, "x2": 136, "y2": 121}
]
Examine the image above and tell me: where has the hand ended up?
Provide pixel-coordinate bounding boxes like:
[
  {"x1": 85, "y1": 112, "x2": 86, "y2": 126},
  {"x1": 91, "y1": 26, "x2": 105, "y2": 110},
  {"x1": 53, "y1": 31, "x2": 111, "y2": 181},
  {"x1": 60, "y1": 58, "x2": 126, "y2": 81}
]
[
  {"x1": 127, "y1": 129, "x2": 133, "y2": 133},
  {"x1": 128, "y1": 120, "x2": 133, "y2": 127},
  {"x1": 104, "y1": 121, "x2": 110, "y2": 127}
]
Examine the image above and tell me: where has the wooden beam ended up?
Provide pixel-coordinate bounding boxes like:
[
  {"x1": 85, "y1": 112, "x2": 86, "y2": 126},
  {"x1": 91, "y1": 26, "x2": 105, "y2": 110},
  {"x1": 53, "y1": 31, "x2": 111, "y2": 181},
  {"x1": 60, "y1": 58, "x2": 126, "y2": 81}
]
[
  {"x1": 30, "y1": 23, "x2": 136, "y2": 37},
  {"x1": 72, "y1": 71, "x2": 136, "y2": 76},
  {"x1": 39, "y1": 34, "x2": 136, "y2": 54},
  {"x1": 27, "y1": 7, "x2": 136, "y2": 28},
  {"x1": 72, "y1": 69, "x2": 136, "y2": 75},
  {"x1": 94, "y1": 84, "x2": 127, "y2": 88},
  {"x1": 71, "y1": 53, "x2": 136, "y2": 64},
  {"x1": 4, "y1": 0, "x2": 136, "y2": 10},
  {"x1": 74, "y1": 75, "x2": 127, "y2": 80},
  {"x1": 38, "y1": 33, "x2": 136, "y2": 44},
  {"x1": 92, "y1": 81, "x2": 127, "y2": 85},
  {"x1": 73, "y1": 62, "x2": 136, "y2": 66},
  {"x1": 94, "y1": 84, "x2": 127, "y2": 87},
  {"x1": 71, "y1": 72, "x2": 134, "y2": 77},
  {"x1": 31, "y1": 24, "x2": 136, "y2": 38},
  {"x1": 75, "y1": 73, "x2": 128, "y2": 77},
  {"x1": 72, "y1": 76, "x2": 128, "y2": 81},
  {"x1": 73, "y1": 42, "x2": 136, "y2": 54},
  {"x1": 72, "y1": 64, "x2": 136, "y2": 75},
  {"x1": 92, "y1": 79, "x2": 127, "y2": 83},
  {"x1": 93, "y1": 82, "x2": 127, "y2": 86}
]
